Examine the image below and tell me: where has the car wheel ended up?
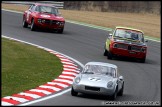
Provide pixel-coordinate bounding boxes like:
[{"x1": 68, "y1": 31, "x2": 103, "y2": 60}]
[
  {"x1": 103, "y1": 45, "x2": 108, "y2": 56},
  {"x1": 71, "y1": 87, "x2": 78, "y2": 96},
  {"x1": 107, "y1": 51, "x2": 113, "y2": 59},
  {"x1": 57, "y1": 28, "x2": 64, "y2": 33},
  {"x1": 110, "y1": 87, "x2": 117, "y2": 100},
  {"x1": 30, "y1": 19, "x2": 36, "y2": 31},
  {"x1": 118, "y1": 82, "x2": 124, "y2": 96},
  {"x1": 139, "y1": 57, "x2": 146, "y2": 63},
  {"x1": 22, "y1": 17, "x2": 28, "y2": 28}
]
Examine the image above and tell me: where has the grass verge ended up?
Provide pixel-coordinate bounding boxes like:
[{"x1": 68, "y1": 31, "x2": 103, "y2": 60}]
[{"x1": 2, "y1": 38, "x2": 63, "y2": 97}]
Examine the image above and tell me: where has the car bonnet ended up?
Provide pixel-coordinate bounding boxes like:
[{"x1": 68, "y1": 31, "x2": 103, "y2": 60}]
[{"x1": 79, "y1": 74, "x2": 115, "y2": 87}]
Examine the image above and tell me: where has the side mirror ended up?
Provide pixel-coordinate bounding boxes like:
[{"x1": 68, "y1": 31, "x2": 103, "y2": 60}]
[
  {"x1": 109, "y1": 33, "x2": 112, "y2": 36},
  {"x1": 119, "y1": 76, "x2": 123, "y2": 81},
  {"x1": 107, "y1": 33, "x2": 112, "y2": 39}
]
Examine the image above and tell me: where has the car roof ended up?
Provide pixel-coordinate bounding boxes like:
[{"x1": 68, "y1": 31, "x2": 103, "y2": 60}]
[
  {"x1": 34, "y1": 3, "x2": 56, "y2": 8},
  {"x1": 116, "y1": 26, "x2": 144, "y2": 34},
  {"x1": 85, "y1": 62, "x2": 117, "y2": 69}
]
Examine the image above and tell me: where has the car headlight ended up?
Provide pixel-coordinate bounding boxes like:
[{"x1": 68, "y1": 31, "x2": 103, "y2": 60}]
[
  {"x1": 141, "y1": 47, "x2": 146, "y2": 52},
  {"x1": 60, "y1": 22, "x2": 64, "y2": 25},
  {"x1": 107, "y1": 81, "x2": 113, "y2": 88},
  {"x1": 113, "y1": 43, "x2": 117, "y2": 48},
  {"x1": 56, "y1": 22, "x2": 60, "y2": 25},
  {"x1": 75, "y1": 77, "x2": 81, "y2": 84},
  {"x1": 38, "y1": 19, "x2": 41, "y2": 23},
  {"x1": 41, "y1": 19, "x2": 46, "y2": 23}
]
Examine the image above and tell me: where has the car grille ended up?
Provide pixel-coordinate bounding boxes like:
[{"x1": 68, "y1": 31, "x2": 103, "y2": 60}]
[
  {"x1": 85, "y1": 86, "x2": 100, "y2": 91},
  {"x1": 114, "y1": 44, "x2": 128, "y2": 49},
  {"x1": 131, "y1": 45, "x2": 141, "y2": 52},
  {"x1": 114, "y1": 43, "x2": 142, "y2": 52},
  {"x1": 43, "y1": 19, "x2": 60, "y2": 25}
]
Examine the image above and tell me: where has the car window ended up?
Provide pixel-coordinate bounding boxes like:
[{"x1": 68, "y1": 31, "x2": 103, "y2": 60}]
[
  {"x1": 35, "y1": 6, "x2": 40, "y2": 12},
  {"x1": 114, "y1": 29, "x2": 125, "y2": 38},
  {"x1": 38, "y1": 6, "x2": 59, "y2": 15},
  {"x1": 83, "y1": 65, "x2": 116, "y2": 77},
  {"x1": 114, "y1": 28, "x2": 144, "y2": 42},
  {"x1": 110, "y1": 68, "x2": 116, "y2": 77},
  {"x1": 31, "y1": 5, "x2": 36, "y2": 11}
]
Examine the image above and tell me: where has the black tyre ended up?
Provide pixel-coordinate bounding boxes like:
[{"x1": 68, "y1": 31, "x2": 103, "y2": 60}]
[
  {"x1": 22, "y1": 17, "x2": 28, "y2": 28},
  {"x1": 30, "y1": 19, "x2": 36, "y2": 31},
  {"x1": 57, "y1": 28, "x2": 64, "y2": 33},
  {"x1": 107, "y1": 51, "x2": 113, "y2": 59},
  {"x1": 71, "y1": 87, "x2": 78, "y2": 96},
  {"x1": 103, "y1": 45, "x2": 108, "y2": 56},
  {"x1": 139, "y1": 57, "x2": 146, "y2": 63},
  {"x1": 110, "y1": 87, "x2": 118, "y2": 100},
  {"x1": 118, "y1": 83, "x2": 124, "y2": 96}
]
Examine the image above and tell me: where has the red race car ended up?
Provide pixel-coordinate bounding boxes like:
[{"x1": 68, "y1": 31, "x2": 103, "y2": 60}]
[
  {"x1": 104, "y1": 26, "x2": 148, "y2": 63},
  {"x1": 23, "y1": 3, "x2": 65, "y2": 33}
]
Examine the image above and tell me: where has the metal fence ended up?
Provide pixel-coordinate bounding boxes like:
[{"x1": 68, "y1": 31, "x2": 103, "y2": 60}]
[{"x1": 2, "y1": 1, "x2": 64, "y2": 9}]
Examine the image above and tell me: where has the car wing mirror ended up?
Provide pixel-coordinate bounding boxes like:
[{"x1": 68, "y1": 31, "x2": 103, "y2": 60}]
[
  {"x1": 119, "y1": 76, "x2": 123, "y2": 81},
  {"x1": 107, "y1": 33, "x2": 112, "y2": 39},
  {"x1": 109, "y1": 33, "x2": 112, "y2": 36}
]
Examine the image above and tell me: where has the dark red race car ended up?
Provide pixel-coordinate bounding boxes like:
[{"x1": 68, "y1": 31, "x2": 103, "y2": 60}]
[
  {"x1": 23, "y1": 3, "x2": 65, "y2": 33},
  {"x1": 104, "y1": 26, "x2": 148, "y2": 63}
]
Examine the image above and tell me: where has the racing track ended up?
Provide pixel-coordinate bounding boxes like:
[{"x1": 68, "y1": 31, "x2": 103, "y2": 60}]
[{"x1": 2, "y1": 10, "x2": 161, "y2": 105}]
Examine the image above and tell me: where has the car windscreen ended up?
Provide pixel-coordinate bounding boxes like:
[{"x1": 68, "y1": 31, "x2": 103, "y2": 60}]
[
  {"x1": 36, "y1": 5, "x2": 59, "y2": 15},
  {"x1": 82, "y1": 65, "x2": 116, "y2": 77},
  {"x1": 114, "y1": 28, "x2": 144, "y2": 42}
]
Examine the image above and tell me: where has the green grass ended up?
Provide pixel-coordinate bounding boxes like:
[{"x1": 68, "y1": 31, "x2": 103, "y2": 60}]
[{"x1": 2, "y1": 38, "x2": 63, "y2": 97}]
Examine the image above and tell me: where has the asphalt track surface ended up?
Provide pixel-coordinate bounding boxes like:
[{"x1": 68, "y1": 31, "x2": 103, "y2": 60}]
[{"x1": 2, "y1": 10, "x2": 161, "y2": 106}]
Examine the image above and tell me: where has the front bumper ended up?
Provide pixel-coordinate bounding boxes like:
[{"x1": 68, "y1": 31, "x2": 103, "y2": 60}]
[
  {"x1": 72, "y1": 84, "x2": 115, "y2": 96},
  {"x1": 35, "y1": 19, "x2": 64, "y2": 29},
  {"x1": 111, "y1": 48, "x2": 146, "y2": 59}
]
